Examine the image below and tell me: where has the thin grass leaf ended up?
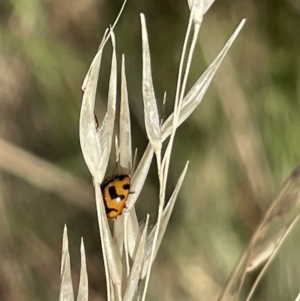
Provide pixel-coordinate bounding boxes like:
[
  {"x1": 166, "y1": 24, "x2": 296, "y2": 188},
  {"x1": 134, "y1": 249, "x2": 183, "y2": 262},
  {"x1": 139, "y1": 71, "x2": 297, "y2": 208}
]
[
  {"x1": 109, "y1": 281, "x2": 116, "y2": 301},
  {"x1": 123, "y1": 213, "x2": 133, "y2": 276},
  {"x1": 162, "y1": 19, "x2": 246, "y2": 141},
  {"x1": 132, "y1": 148, "x2": 138, "y2": 173},
  {"x1": 59, "y1": 226, "x2": 74, "y2": 301},
  {"x1": 82, "y1": 0, "x2": 126, "y2": 92},
  {"x1": 81, "y1": 30, "x2": 109, "y2": 93},
  {"x1": 187, "y1": 0, "x2": 216, "y2": 16},
  {"x1": 80, "y1": 29, "x2": 117, "y2": 181},
  {"x1": 161, "y1": 6, "x2": 198, "y2": 178},
  {"x1": 175, "y1": 12, "x2": 198, "y2": 115},
  {"x1": 247, "y1": 234, "x2": 285, "y2": 272},
  {"x1": 141, "y1": 14, "x2": 162, "y2": 154},
  {"x1": 161, "y1": 8, "x2": 194, "y2": 182},
  {"x1": 247, "y1": 223, "x2": 296, "y2": 272},
  {"x1": 81, "y1": 5, "x2": 126, "y2": 177},
  {"x1": 127, "y1": 146, "x2": 154, "y2": 209},
  {"x1": 119, "y1": 55, "x2": 132, "y2": 172},
  {"x1": 295, "y1": 292, "x2": 300, "y2": 301},
  {"x1": 113, "y1": 214, "x2": 125, "y2": 257},
  {"x1": 77, "y1": 238, "x2": 88, "y2": 301},
  {"x1": 79, "y1": 39, "x2": 105, "y2": 177},
  {"x1": 264, "y1": 164, "x2": 300, "y2": 223},
  {"x1": 97, "y1": 30, "x2": 117, "y2": 181},
  {"x1": 114, "y1": 135, "x2": 120, "y2": 163},
  {"x1": 112, "y1": 282, "x2": 122, "y2": 301},
  {"x1": 142, "y1": 162, "x2": 189, "y2": 278},
  {"x1": 160, "y1": 92, "x2": 167, "y2": 124},
  {"x1": 187, "y1": 0, "x2": 204, "y2": 25},
  {"x1": 123, "y1": 215, "x2": 150, "y2": 301},
  {"x1": 244, "y1": 215, "x2": 300, "y2": 301},
  {"x1": 161, "y1": 7, "x2": 194, "y2": 179},
  {"x1": 124, "y1": 208, "x2": 140, "y2": 258},
  {"x1": 247, "y1": 165, "x2": 300, "y2": 263}
]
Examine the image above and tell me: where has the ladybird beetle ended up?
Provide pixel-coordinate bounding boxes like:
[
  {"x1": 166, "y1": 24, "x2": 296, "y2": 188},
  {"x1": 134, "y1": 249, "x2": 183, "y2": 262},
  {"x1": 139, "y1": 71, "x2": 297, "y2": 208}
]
[{"x1": 101, "y1": 174, "x2": 131, "y2": 219}]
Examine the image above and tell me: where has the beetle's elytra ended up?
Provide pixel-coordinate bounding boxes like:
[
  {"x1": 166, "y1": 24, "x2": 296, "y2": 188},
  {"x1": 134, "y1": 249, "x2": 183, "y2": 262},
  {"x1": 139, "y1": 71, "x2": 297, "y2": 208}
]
[{"x1": 101, "y1": 174, "x2": 131, "y2": 219}]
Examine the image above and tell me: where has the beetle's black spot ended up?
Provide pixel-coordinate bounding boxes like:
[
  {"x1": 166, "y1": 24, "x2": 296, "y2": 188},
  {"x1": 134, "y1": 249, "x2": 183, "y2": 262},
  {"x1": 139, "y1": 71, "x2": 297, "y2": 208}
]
[
  {"x1": 100, "y1": 174, "x2": 130, "y2": 189},
  {"x1": 108, "y1": 186, "x2": 125, "y2": 201},
  {"x1": 123, "y1": 183, "x2": 130, "y2": 190},
  {"x1": 116, "y1": 175, "x2": 127, "y2": 181},
  {"x1": 104, "y1": 204, "x2": 118, "y2": 214}
]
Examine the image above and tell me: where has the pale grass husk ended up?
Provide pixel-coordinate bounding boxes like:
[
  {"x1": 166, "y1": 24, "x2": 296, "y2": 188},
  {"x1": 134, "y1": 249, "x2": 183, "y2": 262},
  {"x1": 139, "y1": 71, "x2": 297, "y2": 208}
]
[
  {"x1": 77, "y1": 238, "x2": 89, "y2": 301},
  {"x1": 59, "y1": 226, "x2": 89, "y2": 301},
  {"x1": 59, "y1": 226, "x2": 74, "y2": 301}
]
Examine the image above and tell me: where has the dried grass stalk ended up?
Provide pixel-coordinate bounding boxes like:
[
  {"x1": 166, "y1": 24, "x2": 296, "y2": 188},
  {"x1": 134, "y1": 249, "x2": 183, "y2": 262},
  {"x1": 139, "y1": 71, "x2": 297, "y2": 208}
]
[{"x1": 60, "y1": 1, "x2": 245, "y2": 300}]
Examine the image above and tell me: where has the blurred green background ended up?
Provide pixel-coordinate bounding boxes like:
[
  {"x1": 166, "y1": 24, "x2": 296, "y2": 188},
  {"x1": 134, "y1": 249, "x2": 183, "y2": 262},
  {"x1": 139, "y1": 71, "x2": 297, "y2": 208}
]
[{"x1": 1, "y1": 0, "x2": 300, "y2": 300}]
